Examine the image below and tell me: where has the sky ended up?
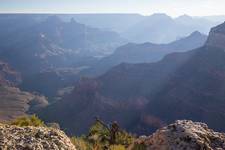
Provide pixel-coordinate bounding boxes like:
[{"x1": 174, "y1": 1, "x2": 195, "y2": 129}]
[{"x1": 1, "y1": 0, "x2": 225, "y2": 17}]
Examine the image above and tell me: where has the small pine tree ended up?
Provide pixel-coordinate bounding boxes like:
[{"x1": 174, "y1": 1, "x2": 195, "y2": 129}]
[
  {"x1": 87, "y1": 120, "x2": 110, "y2": 149},
  {"x1": 86, "y1": 118, "x2": 135, "y2": 149}
]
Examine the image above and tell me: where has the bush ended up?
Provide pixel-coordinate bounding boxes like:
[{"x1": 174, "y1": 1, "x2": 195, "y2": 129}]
[
  {"x1": 9, "y1": 114, "x2": 45, "y2": 127},
  {"x1": 115, "y1": 130, "x2": 134, "y2": 146},
  {"x1": 71, "y1": 136, "x2": 92, "y2": 150},
  {"x1": 88, "y1": 120, "x2": 110, "y2": 146},
  {"x1": 86, "y1": 118, "x2": 135, "y2": 149}
]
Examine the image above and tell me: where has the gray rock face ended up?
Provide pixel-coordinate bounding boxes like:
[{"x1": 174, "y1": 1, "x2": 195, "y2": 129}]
[
  {"x1": 206, "y1": 21, "x2": 225, "y2": 50},
  {"x1": 0, "y1": 124, "x2": 76, "y2": 150},
  {"x1": 131, "y1": 120, "x2": 225, "y2": 150}
]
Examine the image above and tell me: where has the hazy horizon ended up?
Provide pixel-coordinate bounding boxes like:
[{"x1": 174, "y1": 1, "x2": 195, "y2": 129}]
[{"x1": 1, "y1": 0, "x2": 225, "y2": 17}]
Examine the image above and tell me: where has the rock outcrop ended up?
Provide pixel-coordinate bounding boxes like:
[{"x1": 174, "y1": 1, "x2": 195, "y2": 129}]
[
  {"x1": 0, "y1": 124, "x2": 76, "y2": 150},
  {"x1": 0, "y1": 61, "x2": 21, "y2": 86},
  {"x1": 0, "y1": 86, "x2": 48, "y2": 121},
  {"x1": 131, "y1": 120, "x2": 225, "y2": 150},
  {"x1": 206, "y1": 21, "x2": 225, "y2": 50}
]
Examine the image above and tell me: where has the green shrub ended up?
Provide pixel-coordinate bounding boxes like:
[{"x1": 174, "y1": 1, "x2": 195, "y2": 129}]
[
  {"x1": 9, "y1": 114, "x2": 45, "y2": 127},
  {"x1": 86, "y1": 119, "x2": 135, "y2": 149},
  {"x1": 115, "y1": 130, "x2": 134, "y2": 146},
  {"x1": 71, "y1": 136, "x2": 92, "y2": 150},
  {"x1": 88, "y1": 120, "x2": 110, "y2": 146}
]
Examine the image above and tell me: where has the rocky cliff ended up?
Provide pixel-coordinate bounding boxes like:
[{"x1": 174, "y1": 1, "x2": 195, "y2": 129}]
[
  {"x1": 0, "y1": 60, "x2": 21, "y2": 86},
  {"x1": 0, "y1": 86, "x2": 48, "y2": 121},
  {"x1": 1, "y1": 120, "x2": 225, "y2": 150},
  {"x1": 206, "y1": 21, "x2": 225, "y2": 50},
  {"x1": 131, "y1": 120, "x2": 225, "y2": 150},
  {"x1": 0, "y1": 123, "x2": 76, "y2": 150},
  {"x1": 0, "y1": 60, "x2": 48, "y2": 121}
]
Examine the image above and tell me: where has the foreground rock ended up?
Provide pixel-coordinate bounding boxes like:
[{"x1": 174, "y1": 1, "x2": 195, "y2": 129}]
[
  {"x1": 0, "y1": 124, "x2": 76, "y2": 150},
  {"x1": 131, "y1": 120, "x2": 225, "y2": 150}
]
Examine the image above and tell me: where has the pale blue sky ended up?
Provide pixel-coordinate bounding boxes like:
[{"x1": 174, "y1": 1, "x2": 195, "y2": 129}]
[{"x1": 1, "y1": 0, "x2": 225, "y2": 17}]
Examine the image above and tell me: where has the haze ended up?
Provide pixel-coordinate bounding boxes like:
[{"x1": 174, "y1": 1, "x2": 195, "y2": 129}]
[{"x1": 1, "y1": 0, "x2": 225, "y2": 17}]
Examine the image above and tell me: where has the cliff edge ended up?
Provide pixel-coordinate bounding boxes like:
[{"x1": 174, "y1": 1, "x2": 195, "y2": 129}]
[
  {"x1": 131, "y1": 120, "x2": 225, "y2": 150},
  {"x1": 0, "y1": 124, "x2": 76, "y2": 150}
]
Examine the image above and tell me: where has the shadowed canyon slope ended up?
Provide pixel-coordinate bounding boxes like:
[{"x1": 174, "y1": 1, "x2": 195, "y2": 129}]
[
  {"x1": 40, "y1": 21, "x2": 225, "y2": 135},
  {"x1": 0, "y1": 61, "x2": 48, "y2": 121},
  {"x1": 6, "y1": 15, "x2": 207, "y2": 99},
  {"x1": 84, "y1": 31, "x2": 207, "y2": 76}
]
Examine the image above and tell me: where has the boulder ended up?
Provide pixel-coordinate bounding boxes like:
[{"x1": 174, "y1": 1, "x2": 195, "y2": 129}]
[
  {"x1": 130, "y1": 120, "x2": 225, "y2": 150},
  {"x1": 0, "y1": 124, "x2": 76, "y2": 150}
]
